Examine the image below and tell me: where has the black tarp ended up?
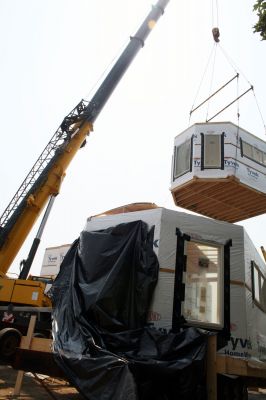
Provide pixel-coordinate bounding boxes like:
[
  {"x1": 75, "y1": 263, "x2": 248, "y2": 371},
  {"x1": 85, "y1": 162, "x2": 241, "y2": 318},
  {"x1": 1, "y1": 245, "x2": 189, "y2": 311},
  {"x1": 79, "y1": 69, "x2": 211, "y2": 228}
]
[{"x1": 49, "y1": 220, "x2": 208, "y2": 400}]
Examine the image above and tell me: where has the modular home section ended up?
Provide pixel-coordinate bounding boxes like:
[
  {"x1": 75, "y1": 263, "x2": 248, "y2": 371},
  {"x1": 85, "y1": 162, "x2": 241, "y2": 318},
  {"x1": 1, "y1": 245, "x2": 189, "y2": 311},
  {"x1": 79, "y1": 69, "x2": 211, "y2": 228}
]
[
  {"x1": 171, "y1": 121, "x2": 266, "y2": 222},
  {"x1": 85, "y1": 208, "x2": 233, "y2": 339},
  {"x1": 84, "y1": 206, "x2": 266, "y2": 362}
]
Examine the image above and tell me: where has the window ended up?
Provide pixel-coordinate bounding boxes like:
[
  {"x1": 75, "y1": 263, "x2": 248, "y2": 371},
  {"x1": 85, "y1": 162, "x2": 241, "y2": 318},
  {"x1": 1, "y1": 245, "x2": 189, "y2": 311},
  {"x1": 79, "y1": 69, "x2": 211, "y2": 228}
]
[
  {"x1": 251, "y1": 261, "x2": 266, "y2": 311},
  {"x1": 242, "y1": 141, "x2": 253, "y2": 159},
  {"x1": 173, "y1": 139, "x2": 191, "y2": 179},
  {"x1": 183, "y1": 240, "x2": 223, "y2": 328},
  {"x1": 172, "y1": 230, "x2": 230, "y2": 336},
  {"x1": 241, "y1": 139, "x2": 266, "y2": 167},
  {"x1": 201, "y1": 133, "x2": 224, "y2": 169}
]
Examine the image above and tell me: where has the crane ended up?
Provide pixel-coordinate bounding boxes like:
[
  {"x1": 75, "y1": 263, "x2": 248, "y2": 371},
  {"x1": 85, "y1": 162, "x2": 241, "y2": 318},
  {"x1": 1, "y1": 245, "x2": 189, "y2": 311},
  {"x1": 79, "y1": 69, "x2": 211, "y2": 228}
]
[
  {"x1": 0, "y1": 0, "x2": 169, "y2": 279},
  {"x1": 0, "y1": 0, "x2": 169, "y2": 358}
]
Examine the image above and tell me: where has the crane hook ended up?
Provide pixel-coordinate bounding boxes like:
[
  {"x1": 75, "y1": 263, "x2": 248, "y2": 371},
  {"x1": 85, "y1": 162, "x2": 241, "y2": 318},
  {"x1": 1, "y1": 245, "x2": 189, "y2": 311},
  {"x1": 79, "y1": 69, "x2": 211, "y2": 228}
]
[{"x1": 212, "y1": 27, "x2": 220, "y2": 42}]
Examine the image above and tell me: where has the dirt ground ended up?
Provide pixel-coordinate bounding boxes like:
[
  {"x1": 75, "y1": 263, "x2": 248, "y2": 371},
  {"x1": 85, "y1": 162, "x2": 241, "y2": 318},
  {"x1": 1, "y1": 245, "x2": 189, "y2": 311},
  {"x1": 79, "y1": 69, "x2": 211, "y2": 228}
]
[
  {"x1": 2, "y1": 361, "x2": 266, "y2": 399},
  {"x1": 0, "y1": 362, "x2": 82, "y2": 400}
]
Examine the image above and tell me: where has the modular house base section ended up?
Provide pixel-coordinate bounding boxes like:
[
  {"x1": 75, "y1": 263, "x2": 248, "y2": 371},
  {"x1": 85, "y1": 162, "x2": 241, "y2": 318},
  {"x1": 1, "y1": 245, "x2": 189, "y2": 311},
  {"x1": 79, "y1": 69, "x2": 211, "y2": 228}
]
[
  {"x1": 13, "y1": 204, "x2": 266, "y2": 397},
  {"x1": 13, "y1": 347, "x2": 65, "y2": 378},
  {"x1": 84, "y1": 206, "x2": 266, "y2": 363},
  {"x1": 13, "y1": 333, "x2": 266, "y2": 400},
  {"x1": 171, "y1": 176, "x2": 266, "y2": 223},
  {"x1": 208, "y1": 336, "x2": 266, "y2": 400}
]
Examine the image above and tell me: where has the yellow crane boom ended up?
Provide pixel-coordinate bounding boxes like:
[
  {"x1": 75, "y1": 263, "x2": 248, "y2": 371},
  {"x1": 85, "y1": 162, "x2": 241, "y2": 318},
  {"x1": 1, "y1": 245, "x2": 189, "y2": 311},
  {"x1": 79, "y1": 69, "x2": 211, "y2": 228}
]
[{"x1": 0, "y1": 0, "x2": 169, "y2": 285}]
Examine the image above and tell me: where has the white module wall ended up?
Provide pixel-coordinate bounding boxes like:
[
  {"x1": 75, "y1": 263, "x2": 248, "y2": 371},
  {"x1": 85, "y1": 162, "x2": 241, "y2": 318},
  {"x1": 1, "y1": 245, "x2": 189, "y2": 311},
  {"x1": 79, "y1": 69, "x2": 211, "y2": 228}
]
[{"x1": 40, "y1": 244, "x2": 70, "y2": 278}]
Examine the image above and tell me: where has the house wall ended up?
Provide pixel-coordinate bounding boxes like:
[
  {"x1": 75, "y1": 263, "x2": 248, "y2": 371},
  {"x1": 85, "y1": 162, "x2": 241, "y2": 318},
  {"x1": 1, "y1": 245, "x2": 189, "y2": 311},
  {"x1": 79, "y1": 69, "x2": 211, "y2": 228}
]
[
  {"x1": 171, "y1": 122, "x2": 266, "y2": 194},
  {"x1": 45, "y1": 207, "x2": 266, "y2": 362}
]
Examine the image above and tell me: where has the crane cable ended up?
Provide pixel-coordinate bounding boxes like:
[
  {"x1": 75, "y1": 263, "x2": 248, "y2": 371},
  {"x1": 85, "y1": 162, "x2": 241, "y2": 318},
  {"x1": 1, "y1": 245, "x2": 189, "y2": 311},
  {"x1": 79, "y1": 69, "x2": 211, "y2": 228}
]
[
  {"x1": 219, "y1": 44, "x2": 266, "y2": 135},
  {"x1": 205, "y1": 43, "x2": 218, "y2": 122},
  {"x1": 211, "y1": 0, "x2": 219, "y2": 29},
  {"x1": 188, "y1": 44, "x2": 216, "y2": 125},
  {"x1": 211, "y1": 0, "x2": 240, "y2": 175},
  {"x1": 191, "y1": 0, "x2": 237, "y2": 123},
  {"x1": 189, "y1": 0, "x2": 220, "y2": 125},
  {"x1": 206, "y1": 0, "x2": 219, "y2": 121},
  {"x1": 190, "y1": 0, "x2": 266, "y2": 136},
  {"x1": 211, "y1": 0, "x2": 266, "y2": 134},
  {"x1": 84, "y1": 39, "x2": 129, "y2": 101}
]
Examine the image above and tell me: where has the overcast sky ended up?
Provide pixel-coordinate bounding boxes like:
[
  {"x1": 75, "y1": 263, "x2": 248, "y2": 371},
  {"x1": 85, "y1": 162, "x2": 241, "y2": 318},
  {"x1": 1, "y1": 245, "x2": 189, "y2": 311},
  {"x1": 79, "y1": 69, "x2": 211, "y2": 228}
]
[{"x1": 0, "y1": 0, "x2": 265, "y2": 276}]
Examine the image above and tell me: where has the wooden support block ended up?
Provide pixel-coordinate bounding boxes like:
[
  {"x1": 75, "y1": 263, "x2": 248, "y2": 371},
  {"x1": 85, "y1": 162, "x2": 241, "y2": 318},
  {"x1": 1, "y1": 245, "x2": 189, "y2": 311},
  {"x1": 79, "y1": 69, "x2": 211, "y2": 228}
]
[
  {"x1": 20, "y1": 337, "x2": 52, "y2": 352},
  {"x1": 13, "y1": 370, "x2": 24, "y2": 396},
  {"x1": 216, "y1": 354, "x2": 266, "y2": 379},
  {"x1": 13, "y1": 348, "x2": 65, "y2": 377},
  {"x1": 13, "y1": 315, "x2": 37, "y2": 396},
  {"x1": 216, "y1": 355, "x2": 247, "y2": 376},
  {"x1": 207, "y1": 335, "x2": 217, "y2": 400}
]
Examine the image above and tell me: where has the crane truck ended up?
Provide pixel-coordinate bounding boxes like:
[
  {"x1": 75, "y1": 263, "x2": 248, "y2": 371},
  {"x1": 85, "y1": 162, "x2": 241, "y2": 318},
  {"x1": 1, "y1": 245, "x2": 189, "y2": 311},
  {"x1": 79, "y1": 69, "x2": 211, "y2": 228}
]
[
  {"x1": 0, "y1": 0, "x2": 170, "y2": 359},
  {"x1": 1, "y1": 4, "x2": 266, "y2": 400}
]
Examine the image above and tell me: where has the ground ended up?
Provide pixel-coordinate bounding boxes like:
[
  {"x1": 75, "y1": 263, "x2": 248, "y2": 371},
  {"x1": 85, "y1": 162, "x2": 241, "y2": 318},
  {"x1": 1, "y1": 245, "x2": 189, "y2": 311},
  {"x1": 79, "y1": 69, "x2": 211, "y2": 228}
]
[
  {"x1": 1, "y1": 361, "x2": 266, "y2": 399},
  {"x1": 0, "y1": 362, "x2": 82, "y2": 400},
  {"x1": 249, "y1": 390, "x2": 266, "y2": 400}
]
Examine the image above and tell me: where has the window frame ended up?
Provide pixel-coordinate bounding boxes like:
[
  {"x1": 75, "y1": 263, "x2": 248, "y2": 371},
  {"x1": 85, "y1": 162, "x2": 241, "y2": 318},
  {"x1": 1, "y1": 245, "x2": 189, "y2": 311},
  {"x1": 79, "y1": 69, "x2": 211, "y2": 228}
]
[
  {"x1": 240, "y1": 138, "x2": 266, "y2": 167},
  {"x1": 200, "y1": 132, "x2": 225, "y2": 170},
  {"x1": 251, "y1": 261, "x2": 266, "y2": 312},
  {"x1": 173, "y1": 138, "x2": 193, "y2": 180},
  {"x1": 172, "y1": 229, "x2": 231, "y2": 339},
  {"x1": 182, "y1": 239, "x2": 224, "y2": 330}
]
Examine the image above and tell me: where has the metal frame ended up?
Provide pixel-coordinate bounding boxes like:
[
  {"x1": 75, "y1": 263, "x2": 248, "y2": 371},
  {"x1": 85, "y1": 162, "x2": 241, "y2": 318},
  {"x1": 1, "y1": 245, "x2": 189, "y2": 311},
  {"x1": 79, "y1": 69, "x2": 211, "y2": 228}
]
[{"x1": 0, "y1": 100, "x2": 89, "y2": 230}]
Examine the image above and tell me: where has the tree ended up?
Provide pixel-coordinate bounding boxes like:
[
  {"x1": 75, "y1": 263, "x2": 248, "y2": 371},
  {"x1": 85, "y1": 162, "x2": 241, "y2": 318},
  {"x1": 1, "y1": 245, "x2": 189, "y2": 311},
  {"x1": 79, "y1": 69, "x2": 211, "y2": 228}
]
[{"x1": 253, "y1": 0, "x2": 266, "y2": 40}]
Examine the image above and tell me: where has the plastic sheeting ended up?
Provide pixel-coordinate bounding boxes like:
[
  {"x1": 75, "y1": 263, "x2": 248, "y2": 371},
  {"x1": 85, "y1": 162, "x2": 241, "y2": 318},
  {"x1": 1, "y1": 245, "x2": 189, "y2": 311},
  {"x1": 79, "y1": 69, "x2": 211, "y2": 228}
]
[
  {"x1": 49, "y1": 220, "x2": 208, "y2": 400},
  {"x1": 85, "y1": 207, "x2": 242, "y2": 330},
  {"x1": 84, "y1": 207, "x2": 266, "y2": 363}
]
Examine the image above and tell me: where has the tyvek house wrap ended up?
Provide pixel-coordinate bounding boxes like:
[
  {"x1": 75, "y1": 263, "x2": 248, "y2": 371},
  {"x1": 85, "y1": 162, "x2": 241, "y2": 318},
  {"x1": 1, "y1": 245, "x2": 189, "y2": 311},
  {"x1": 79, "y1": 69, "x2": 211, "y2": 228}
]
[
  {"x1": 40, "y1": 244, "x2": 71, "y2": 278},
  {"x1": 84, "y1": 207, "x2": 266, "y2": 362},
  {"x1": 170, "y1": 122, "x2": 266, "y2": 223},
  {"x1": 171, "y1": 122, "x2": 266, "y2": 193},
  {"x1": 49, "y1": 218, "x2": 208, "y2": 400}
]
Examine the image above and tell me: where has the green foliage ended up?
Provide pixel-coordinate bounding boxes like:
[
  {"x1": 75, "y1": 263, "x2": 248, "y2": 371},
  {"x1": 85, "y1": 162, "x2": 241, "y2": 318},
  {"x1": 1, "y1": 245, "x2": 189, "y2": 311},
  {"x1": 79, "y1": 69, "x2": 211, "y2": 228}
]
[{"x1": 253, "y1": 0, "x2": 266, "y2": 40}]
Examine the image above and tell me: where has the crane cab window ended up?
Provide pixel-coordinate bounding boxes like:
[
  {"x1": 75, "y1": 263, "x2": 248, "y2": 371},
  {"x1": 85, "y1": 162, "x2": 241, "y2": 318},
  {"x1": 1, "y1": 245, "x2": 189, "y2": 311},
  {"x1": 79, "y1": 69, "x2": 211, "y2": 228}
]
[{"x1": 173, "y1": 139, "x2": 192, "y2": 179}]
